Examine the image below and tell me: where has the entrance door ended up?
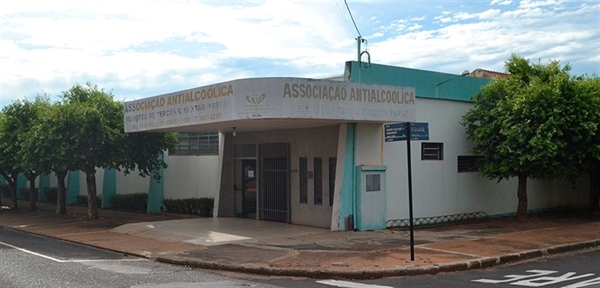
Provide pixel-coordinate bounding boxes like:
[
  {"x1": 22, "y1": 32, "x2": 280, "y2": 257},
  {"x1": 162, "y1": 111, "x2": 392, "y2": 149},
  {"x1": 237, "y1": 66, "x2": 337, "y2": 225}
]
[
  {"x1": 259, "y1": 143, "x2": 290, "y2": 223},
  {"x1": 241, "y1": 159, "x2": 257, "y2": 218}
]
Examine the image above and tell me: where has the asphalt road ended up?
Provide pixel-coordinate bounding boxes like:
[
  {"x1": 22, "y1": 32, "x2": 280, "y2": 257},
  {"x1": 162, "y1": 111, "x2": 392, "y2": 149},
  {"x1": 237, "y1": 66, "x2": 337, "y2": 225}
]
[
  {"x1": 0, "y1": 228, "x2": 278, "y2": 288},
  {"x1": 253, "y1": 248, "x2": 600, "y2": 288},
  {"x1": 2, "y1": 227, "x2": 598, "y2": 288}
]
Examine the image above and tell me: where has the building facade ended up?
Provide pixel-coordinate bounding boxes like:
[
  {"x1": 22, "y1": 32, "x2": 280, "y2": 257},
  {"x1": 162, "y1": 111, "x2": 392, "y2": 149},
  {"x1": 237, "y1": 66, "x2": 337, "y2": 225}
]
[{"x1": 6, "y1": 61, "x2": 588, "y2": 231}]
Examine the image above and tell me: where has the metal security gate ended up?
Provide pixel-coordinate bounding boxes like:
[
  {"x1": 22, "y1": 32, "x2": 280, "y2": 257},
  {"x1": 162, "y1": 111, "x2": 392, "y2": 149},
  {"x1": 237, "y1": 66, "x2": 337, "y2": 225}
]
[{"x1": 259, "y1": 143, "x2": 290, "y2": 223}]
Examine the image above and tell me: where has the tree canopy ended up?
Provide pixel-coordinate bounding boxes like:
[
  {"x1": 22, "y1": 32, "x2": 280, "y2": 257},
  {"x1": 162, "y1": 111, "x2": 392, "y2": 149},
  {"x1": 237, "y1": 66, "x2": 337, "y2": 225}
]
[
  {"x1": 462, "y1": 54, "x2": 600, "y2": 219},
  {"x1": 1, "y1": 82, "x2": 177, "y2": 219},
  {"x1": 59, "y1": 83, "x2": 177, "y2": 219}
]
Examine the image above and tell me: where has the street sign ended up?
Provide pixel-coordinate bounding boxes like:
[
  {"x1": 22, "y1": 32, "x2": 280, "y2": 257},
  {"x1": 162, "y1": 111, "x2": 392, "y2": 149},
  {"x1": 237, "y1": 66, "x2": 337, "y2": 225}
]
[
  {"x1": 384, "y1": 122, "x2": 429, "y2": 142},
  {"x1": 410, "y1": 122, "x2": 429, "y2": 140},
  {"x1": 384, "y1": 121, "x2": 430, "y2": 261},
  {"x1": 384, "y1": 122, "x2": 407, "y2": 142}
]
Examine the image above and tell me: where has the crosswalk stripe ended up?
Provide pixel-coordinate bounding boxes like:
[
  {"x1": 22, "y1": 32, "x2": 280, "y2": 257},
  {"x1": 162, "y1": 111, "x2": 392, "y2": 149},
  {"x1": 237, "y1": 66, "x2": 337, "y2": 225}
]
[
  {"x1": 0, "y1": 241, "x2": 144, "y2": 263},
  {"x1": 316, "y1": 279, "x2": 394, "y2": 288}
]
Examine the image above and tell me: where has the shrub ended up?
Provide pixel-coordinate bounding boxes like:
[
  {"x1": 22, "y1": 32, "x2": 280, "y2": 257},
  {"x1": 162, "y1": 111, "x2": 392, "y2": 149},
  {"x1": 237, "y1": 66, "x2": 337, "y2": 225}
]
[
  {"x1": 162, "y1": 197, "x2": 214, "y2": 217},
  {"x1": 76, "y1": 194, "x2": 102, "y2": 207},
  {"x1": 43, "y1": 187, "x2": 58, "y2": 203},
  {"x1": 109, "y1": 193, "x2": 148, "y2": 211},
  {"x1": 198, "y1": 198, "x2": 214, "y2": 217},
  {"x1": 76, "y1": 195, "x2": 88, "y2": 206},
  {"x1": 1, "y1": 184, "x2": 11, "y2": 197},
  {"x1": 18, "y1": 188, "x2": 38, "y2": 200}
]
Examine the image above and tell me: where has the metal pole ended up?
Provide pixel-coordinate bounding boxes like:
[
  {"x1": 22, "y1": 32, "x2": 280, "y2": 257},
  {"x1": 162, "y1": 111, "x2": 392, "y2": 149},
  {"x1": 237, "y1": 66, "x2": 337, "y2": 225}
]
[
  {"x1": 356, "y1": 36, "x2": 362, "y2": 64},
  {"x1": 407, "y1": 122, "x2": 415, "y2": 261}
]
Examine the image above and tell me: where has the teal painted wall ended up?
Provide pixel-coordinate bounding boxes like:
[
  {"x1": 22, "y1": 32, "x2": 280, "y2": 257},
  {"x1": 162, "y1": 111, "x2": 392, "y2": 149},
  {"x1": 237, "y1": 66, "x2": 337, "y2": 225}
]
[
  {"x1": 338, "y1": 123, "x2": 357, "y2": 230},
  {"x1": 38, "y1": 174, "x2": 51, "y2": 202},
  {"x1": 355, "y1": 165, "x2": 387, "y2": 231},
  {"x1": 66, "y1": 171, "x2": 79, "y2": 205},
  {"x1": 148, "y1": 155, "x2": 165, "y2": 213},
  {"x1": 0, "y1": 177, "x2": 5, "y2": 198},
  {"x1": 345, "y1": 61, "x2": 490, "y2": 102},
  {"x1": 102, "y1": 169, "x2": 117, "y2": 208},
  {"x1": 17, "y1": 174, "x2": 27, "y2": 199}
]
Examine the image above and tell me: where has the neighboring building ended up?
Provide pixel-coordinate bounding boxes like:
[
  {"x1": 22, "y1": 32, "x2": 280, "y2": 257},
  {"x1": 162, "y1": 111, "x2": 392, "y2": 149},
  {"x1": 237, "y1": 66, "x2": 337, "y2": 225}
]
[
  {"x1": 470, "y1": 68, "x2": 509, "y2": 80},
  {"x1": 7, "y1": 61, "x2": 588, "y2": 231}
]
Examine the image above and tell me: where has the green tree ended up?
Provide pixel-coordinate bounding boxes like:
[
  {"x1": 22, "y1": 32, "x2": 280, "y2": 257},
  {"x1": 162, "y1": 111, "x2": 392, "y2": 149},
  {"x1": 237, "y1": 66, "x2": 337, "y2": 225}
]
[
  {"x1": 461, "y1": 55, "x2": 598, "y2": 219},
  {"x1": 0, "y1": 100, "x2": 36, "y2": 210},
  {"x1": 16, "y1": 97, "x2": 53, "y2": 211},
  {"x1": 61, "y1": 83, "x2": 123, "y2": 219},
  {"x1": 118, "y1": 129, "x2": 178, "y2": 181},
  {"x1": 61, "y1": 83, "x2": 176, "y2": 219},
  {"x1": 24, "y1": 101, "x2": 81, "y2": 214},
  {"x1": 0, "y1": 112, "x2": 22, "y2": 209},
  {"x1": 573, "y1": 75, "x2": 600, "y2": 213}
]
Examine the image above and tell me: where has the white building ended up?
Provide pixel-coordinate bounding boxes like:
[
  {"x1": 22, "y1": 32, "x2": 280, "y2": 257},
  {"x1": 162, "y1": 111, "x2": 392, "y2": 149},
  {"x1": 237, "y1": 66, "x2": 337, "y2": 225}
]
[{"x1": 12, "y1": 61, "x2": 588, "y2": 231}]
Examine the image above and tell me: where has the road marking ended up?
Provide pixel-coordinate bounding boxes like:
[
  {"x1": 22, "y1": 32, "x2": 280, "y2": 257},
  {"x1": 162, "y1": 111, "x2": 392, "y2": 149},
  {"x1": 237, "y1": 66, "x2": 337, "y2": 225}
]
[
  {"x1": 68, "y1": 259, "x2": 145, "y2": 263},
  {"x1": 473, "y1": 269, "x2": 598, "y2": 287},
  {"x1": 316, "y1": 280, "x2": 393, "y2": 288},
  {"x1": 0, "y1": 241, "x2": 145, "y2": 263}
]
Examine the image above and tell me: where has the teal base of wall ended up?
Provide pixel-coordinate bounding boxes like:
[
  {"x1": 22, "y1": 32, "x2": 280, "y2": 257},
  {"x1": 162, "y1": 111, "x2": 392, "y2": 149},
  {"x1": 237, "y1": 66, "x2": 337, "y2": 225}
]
[{"x1": 102, "y1": 169, "x2": 117, "y2": 209}]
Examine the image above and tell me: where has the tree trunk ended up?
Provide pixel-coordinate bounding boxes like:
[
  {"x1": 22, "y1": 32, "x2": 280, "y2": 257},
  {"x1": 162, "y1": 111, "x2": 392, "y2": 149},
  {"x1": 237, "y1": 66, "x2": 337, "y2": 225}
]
[
  {"x1": 1, "y1": 172, "x2": 20, "y2": 209},
  {"x1": 10, "y1": 177, "x2": 18, "y2": 210},
  {"x1": 516, "y1": 174, "x2": 528, "y2": 220},
  {"x1": 56, "y1": 171, "x2": 67, "y2": 215},
  {"x1": 28, "y1": 174, "x2": 38, "y2": 212},
  {"x1": 589, "y1": 162, "x2": 600, "y2": 214},
  {"x1": 86, "y1": 172, "x2": 99, "y2": 220}
]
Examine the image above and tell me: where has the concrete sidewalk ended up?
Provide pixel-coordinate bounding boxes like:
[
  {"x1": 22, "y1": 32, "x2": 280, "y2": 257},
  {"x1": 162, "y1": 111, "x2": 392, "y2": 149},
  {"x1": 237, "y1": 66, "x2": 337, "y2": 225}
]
[{"x1": 1, "y1": 199, "x2": 599, "y2": 279}]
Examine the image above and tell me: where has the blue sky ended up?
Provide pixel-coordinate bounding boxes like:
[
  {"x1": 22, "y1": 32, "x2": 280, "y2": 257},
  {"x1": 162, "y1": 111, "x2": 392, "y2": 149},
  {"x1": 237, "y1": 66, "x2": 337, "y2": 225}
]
[{"x1": 1, "y1": 0, "x2": 598, "y2": 109}]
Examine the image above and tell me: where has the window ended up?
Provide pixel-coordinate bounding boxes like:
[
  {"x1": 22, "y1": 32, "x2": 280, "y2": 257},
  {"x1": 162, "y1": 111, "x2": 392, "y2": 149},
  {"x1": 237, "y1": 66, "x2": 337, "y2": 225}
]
[
  {"x1": 314, "y1": 157, "x2": 322, "y2": 205},
  {"x1": 458, "y1": 155, "x2": 483, "y2": 172},
  {"x1": 422, "y1": 142, "x2": 443, "y2": 160},
  {"x1": 329, "y1": 157, "x2": 336, "y2": 206},
  {"x1": 299, "y1": 157, "x2": 307, "y2": 204},
  {"x1": 366, "y1": 174, "x2": 381, "y2": 192},
  {"x1": 169, "y1": 132, "x2": 219, "y2": 156}
]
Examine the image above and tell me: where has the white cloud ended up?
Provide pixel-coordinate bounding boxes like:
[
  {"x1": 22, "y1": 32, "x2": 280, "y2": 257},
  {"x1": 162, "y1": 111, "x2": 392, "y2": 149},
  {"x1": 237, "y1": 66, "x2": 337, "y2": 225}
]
[
  {"x1": 519, "y1": 0, "x2": 566, "y2": 9},
  {"x1": 1, "y1": 0, "x2": 598, "y2": 108},
  {"x1": 491, "y1": 0, "x2": 512, "y2": 5},
  {"x1": 365, "y1": 1, "x2": 598, "y2": 76},
  {"x1": 409, "y1": 16, "x2": 426, "y2": 21}
]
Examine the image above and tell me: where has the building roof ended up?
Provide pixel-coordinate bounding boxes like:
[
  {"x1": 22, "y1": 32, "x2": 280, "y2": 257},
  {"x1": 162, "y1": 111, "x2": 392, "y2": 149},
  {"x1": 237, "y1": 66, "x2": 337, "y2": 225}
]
[{"x1": 344, "y1": 61, "x2": 491, "y2": 102}]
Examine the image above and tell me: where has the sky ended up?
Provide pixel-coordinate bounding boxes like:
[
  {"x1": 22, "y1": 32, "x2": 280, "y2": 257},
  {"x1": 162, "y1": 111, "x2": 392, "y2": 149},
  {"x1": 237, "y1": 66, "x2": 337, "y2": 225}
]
[{"x1": 1, "y1": 0, "x2": 599, "y2": 109}]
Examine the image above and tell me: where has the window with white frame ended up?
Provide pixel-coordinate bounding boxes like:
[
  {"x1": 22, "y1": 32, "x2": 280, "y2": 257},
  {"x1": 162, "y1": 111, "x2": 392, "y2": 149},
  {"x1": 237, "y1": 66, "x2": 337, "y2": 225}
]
[{"x1": 169, "y1": 132, "x2": 219, "y2": 156}]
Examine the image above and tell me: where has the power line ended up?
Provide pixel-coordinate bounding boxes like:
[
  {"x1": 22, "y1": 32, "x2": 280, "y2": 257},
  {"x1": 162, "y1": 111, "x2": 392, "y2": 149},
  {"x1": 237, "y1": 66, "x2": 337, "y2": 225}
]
[
  {"x1": 344, "y1": 0, "x2": 362, "y2": 38},
  {"x1": 335, "y1": 0, "x2": 356, "y2": 37}
]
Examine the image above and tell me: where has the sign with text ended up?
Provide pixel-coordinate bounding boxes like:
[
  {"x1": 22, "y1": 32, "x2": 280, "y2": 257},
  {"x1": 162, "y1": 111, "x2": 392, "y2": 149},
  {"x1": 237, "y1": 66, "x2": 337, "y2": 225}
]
[
  {"x1": 124, "y1": 77, "x2": 416, "y2": 133},
  {"x1": 384, "y1": 122, "x2": 429, "y2": 142}
]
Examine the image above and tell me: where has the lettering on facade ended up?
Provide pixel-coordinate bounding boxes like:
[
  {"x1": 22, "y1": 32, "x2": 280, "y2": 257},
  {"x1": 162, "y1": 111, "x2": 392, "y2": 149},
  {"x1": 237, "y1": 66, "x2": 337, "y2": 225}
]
[
  {"x1": 124, "y1": 78, "x2": 416, "y2": 133},
  {"x1": 124, "y1": 84, "x2": 233, "y2": 113},
  {"x1": 282, "y1": 83, "x2": 415, "y2": 105}
]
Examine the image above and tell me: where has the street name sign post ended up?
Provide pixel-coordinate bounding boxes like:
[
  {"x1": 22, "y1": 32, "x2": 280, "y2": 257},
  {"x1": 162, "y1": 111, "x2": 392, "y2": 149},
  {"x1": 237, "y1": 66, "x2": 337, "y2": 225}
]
[{"x1": 384, "y1": 122, "x2": 429, "y2": 261}]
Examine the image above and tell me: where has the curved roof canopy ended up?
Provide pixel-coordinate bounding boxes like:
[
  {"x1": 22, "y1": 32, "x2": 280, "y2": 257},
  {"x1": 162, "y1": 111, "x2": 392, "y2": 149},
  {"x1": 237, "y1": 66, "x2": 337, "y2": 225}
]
[{"x1": 124, "y1": 77, "x2": 415, "y2": 133}]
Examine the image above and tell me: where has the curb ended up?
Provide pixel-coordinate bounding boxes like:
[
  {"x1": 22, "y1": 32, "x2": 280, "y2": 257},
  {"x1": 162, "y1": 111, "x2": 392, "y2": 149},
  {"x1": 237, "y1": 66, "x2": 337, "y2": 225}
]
[{"x1": 156, "y1": 240, "x2": 600, "y2": 279}]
